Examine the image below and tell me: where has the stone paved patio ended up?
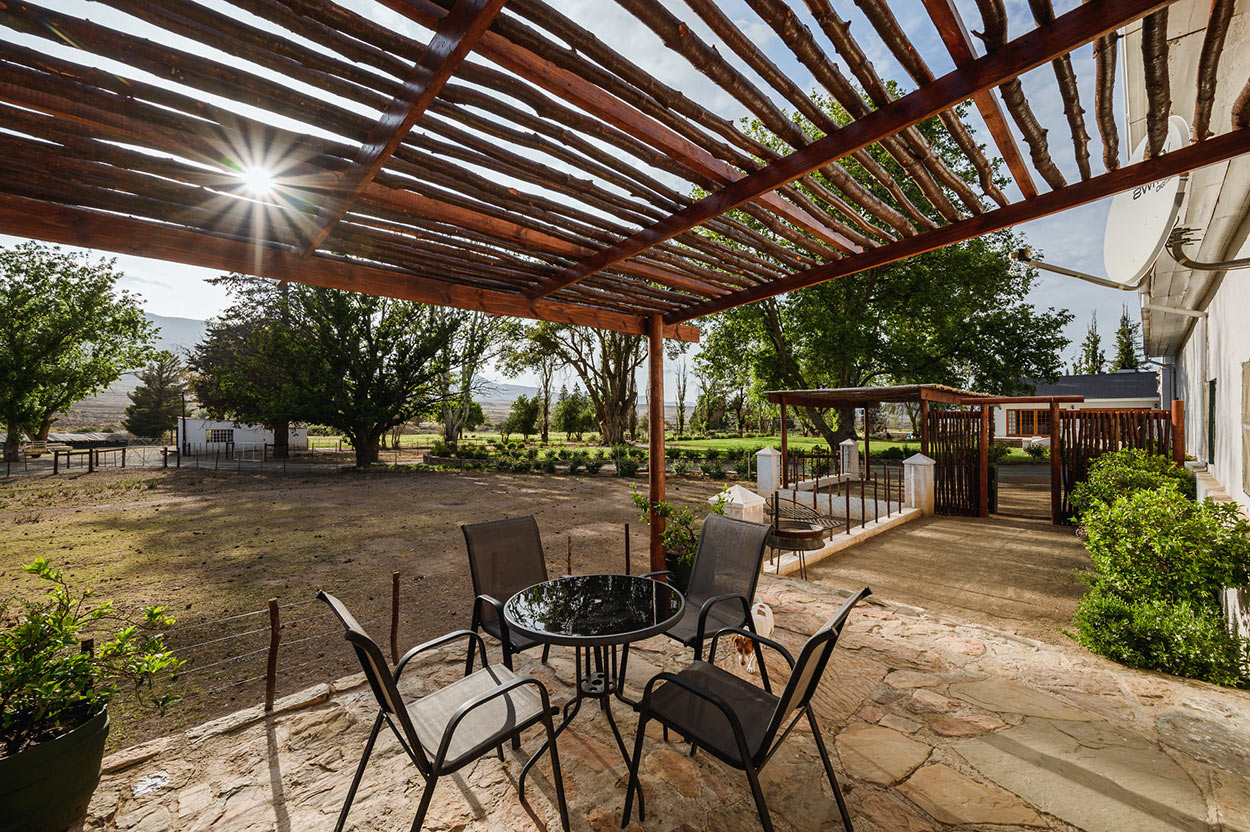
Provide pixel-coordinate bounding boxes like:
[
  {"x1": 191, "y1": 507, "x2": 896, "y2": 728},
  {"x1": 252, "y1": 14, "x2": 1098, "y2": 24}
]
[{"x1": 82, "y1": 575, "x2": 1250, "y2": 832}]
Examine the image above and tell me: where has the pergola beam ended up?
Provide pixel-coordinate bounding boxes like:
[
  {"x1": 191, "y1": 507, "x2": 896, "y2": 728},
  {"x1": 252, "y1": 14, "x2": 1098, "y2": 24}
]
[
  {"x1": 378, "y1": 0, "x2": 859, "y2": 254},
  {"x1": 921, "y1": 0, "x2": 1040, "y2": 199},
  {"x1": 669, "y1": 123, "x2": 1250, "y2": 323},
  {"x1": 300, "y1": 0, "x2": 507, "y2": 256},
  {"x1": 0, "y1": 194, "x2": 699, "y2": 342},
  {"x1": 524, "y1": 0, "x2": 1168, "y2": 300}
]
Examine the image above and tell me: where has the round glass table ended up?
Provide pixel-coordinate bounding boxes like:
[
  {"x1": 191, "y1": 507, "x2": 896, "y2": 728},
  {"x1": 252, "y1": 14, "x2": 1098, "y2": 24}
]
[{"x1": 505, "y1": 574, "x2": 684, "y2": 812}]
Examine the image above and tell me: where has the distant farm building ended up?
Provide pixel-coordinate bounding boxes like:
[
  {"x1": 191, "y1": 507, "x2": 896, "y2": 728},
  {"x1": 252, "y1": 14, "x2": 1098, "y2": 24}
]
[
  {"x1": 996, "y1": 371, "x2": 1160, "y2": 444},
  {"x1": 177, "y1": 418, "x2": 308, "y2": 452}
]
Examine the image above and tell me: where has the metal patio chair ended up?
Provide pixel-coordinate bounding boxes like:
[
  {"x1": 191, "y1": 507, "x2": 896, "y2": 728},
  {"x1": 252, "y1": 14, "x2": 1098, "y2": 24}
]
[
  {"x1": 317, "y1": 590, "x2": 569, "y2": 832},
  {"x1": 622, "y1": 587, "x2": 872, "y2": 832},
  {"x1": 462, "y1": 515, "x2": 552, "y2": 671},
  {"x1": 645, "y1": 513, "x2": 772, "y2": 661}
]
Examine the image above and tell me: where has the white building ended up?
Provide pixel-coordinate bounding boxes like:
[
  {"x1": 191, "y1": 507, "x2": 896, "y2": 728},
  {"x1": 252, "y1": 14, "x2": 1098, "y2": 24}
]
[
  {"x1": 176, "y1": 418, "x2": 308, "y2": 452},
  {"x1": 1128, "y1": 0, "x2": 1250, "y2": 510},
  {"x1": 994, "y1": 372, "x2": 1160, "y2": 443}
]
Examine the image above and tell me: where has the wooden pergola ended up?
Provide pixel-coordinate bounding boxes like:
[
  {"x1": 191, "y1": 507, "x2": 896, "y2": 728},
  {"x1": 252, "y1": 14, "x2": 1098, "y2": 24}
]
[{"x1": 1, "y1": 0, "x2": 1246, "y2": 570}]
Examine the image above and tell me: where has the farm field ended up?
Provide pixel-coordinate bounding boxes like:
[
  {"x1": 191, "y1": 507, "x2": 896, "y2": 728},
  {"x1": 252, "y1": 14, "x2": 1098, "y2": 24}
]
[{"x1": 0, "y1": 467, "x2": 724, "y2": 750}]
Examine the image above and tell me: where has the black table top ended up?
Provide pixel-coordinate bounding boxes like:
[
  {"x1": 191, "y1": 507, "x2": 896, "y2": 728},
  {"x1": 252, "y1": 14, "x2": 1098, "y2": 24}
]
[{"x1": 503, "y1": 574, "x2": 685, "y2": 647}]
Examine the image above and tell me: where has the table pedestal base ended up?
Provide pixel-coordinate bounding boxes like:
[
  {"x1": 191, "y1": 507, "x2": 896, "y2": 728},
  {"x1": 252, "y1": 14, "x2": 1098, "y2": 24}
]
[{"x1": 519, "y1": 643, "x2": 642, "y2": 816}]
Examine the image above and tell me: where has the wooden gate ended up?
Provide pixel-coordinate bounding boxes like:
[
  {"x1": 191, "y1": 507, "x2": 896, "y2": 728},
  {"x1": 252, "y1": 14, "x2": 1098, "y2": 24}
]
[
  {"x1": 1056, "y1": 408, "x2": 1175, "y2": 521},
  {"x1": 927, "y1": 410, "x2": 982, "y2": 516}
]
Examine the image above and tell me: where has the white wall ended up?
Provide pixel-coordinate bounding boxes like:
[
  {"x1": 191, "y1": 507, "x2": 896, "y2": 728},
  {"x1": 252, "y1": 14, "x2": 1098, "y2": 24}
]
[
  {"x1": 177, "y1": 418, "x2": 308, "y2": 450},
  {"x1": 992, "y1": 399, "x2": 1160, "y2": 438}
]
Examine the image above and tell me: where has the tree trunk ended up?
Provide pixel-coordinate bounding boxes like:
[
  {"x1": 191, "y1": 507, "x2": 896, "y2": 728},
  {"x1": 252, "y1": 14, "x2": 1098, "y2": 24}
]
[
  {"x1": 3, "y1": 425, "x2": 19, "y2": 462},
  {"x1": 600, "y1": 407, "x2": 628, "y2": 446},
  {"x1": 35, "y1": 420, "x2": 52, "y2": 442},
  {"x1": 352, "y1": 428, "x2": 382, "y2": 468},
  {"x1": 806, "y1": 406, "x2": 856, "y2": 449},
  {"x1": 272, "y1": 420, "x2": 289, "y2": 459},
  {"x1": 540, "y1": 393, "x2": 549, "y2": 444}
]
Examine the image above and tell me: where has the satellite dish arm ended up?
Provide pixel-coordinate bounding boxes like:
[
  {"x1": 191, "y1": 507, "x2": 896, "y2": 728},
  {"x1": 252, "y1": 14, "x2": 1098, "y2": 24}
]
[
  {"x1": 1167, "y1": 227, "x2": 1250, "y2": 271},
  {"x1": 1011, "y1": 247, "x2": 1147, "y2": 290}
]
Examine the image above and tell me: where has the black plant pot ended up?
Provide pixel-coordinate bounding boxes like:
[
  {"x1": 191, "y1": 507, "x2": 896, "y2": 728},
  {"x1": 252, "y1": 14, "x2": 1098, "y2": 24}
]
[
  {"x1": 0, "y1": 709, "x2": 109, "y2": 832},
  {"x1": 664, "y1": 552, "x2": 693, "y2": 593}
]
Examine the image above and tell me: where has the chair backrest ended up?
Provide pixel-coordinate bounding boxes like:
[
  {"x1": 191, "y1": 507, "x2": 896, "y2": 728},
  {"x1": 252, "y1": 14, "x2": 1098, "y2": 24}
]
[
  {"x1": 317, "y1": 590, "x2": 428, "y2": 769},
  {"x1": 685, "y1": 513, "x2": 771, "y2": 608},
  {"x1": 763, "y1": 587, "x2": 872, "y2": 752},
  {"x1": 462, "y1": 516, "x2": 549, "y2": 629}
]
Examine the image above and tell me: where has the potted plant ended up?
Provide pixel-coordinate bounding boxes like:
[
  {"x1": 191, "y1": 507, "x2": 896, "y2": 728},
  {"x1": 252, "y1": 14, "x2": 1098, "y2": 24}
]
[
  {"x1": 1, "y1": 559, "x2": 182, "y2": 832},
  {"x1": 631, "y1": 487, "x2": 726, "y2": 591},
  {"x1": 986, "y1": 443, "x2": 1011, "y2": 513}
]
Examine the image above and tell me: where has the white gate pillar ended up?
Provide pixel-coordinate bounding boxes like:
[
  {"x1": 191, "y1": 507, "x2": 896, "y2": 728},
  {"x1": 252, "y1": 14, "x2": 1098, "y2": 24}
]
[{"x1": 904, "y1": 453, "x2": 935, "y2": 515}]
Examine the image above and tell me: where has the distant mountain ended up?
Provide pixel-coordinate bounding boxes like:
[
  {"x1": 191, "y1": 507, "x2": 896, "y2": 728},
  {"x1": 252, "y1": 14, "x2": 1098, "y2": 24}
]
[
  {"x1": 475, "y1": 378, "x2": 540, "y2": 403},
  {"x1": 55, "y1": 313, "x2": 206, "y2": 429}
]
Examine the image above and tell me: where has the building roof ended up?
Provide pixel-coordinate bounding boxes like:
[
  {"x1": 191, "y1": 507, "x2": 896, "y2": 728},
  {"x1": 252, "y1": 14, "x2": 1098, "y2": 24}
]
[
  {"x1": 764, "y1": 384, "x2": 989, "y2": 408},
  {"x1": 1030, "y1": 372, "x2": 1158, "y2": 400}
]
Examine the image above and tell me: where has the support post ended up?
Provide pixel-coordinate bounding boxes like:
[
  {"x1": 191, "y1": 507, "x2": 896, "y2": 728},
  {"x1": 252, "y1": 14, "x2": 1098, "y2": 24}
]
[
  {"x1": 390, "y1": 571, "x2": 400, "y2": 665},
  {"x1": 1049, "y1": 399, "x2": 1061, "y2": 523},
  {"x1": 978, "y1": 405, "x2": 989, "y2": 517},
  {"x1": 863, "y1": 407, "x2": 871, "y2": 478},
  {"x1": 1171, "y1": 399, "x2": 1186, "y2": 466},
  {"x1": 919, "y1": 399, "x2": 930, "y2": 456},
  {"x1": 265, "y1": 598, "x2": 280, "y2": 712},
  {"x1": 647, "y1": 315, "x2": 666, "y2": 575},
  {"x1": 779, "y1": 395, "x2": 789, "y2": 488}
]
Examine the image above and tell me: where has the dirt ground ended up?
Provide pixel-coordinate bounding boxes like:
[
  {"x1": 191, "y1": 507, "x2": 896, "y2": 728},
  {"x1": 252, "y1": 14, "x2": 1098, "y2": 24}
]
[{"x1": 0, "y1": 467, "x2": 723, "y2": 749}]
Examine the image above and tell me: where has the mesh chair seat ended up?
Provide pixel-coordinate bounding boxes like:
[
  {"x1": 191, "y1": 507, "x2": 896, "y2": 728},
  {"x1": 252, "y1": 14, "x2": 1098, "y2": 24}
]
[
  {"x1": 648, "y1": 660, "x2": 777, "y2": 765},
  {"x1": 408, "y1": 664, "x2": 547, "y2": 771}
]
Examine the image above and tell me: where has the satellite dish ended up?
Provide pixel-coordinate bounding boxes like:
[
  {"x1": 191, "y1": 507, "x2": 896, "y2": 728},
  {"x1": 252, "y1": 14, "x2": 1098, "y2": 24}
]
[{"x1": 1103, "y1": 115, "x2": 1190, "y2": 286}]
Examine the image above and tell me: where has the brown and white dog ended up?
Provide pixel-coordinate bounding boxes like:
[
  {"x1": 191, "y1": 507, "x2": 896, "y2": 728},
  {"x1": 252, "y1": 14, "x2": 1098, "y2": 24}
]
[{"x1": 730, "y1": 600, "x2": 774, "y2": 674}]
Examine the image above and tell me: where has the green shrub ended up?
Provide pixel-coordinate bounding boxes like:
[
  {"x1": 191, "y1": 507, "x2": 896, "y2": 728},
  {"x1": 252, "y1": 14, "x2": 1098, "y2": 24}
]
[
  {"x1": 511, "y1": 459, "x2": 532, "y2": 473},
  {"x1": 429, "y1": 440, "x2": 451, "y2": 457},
  {"x1": 733, "y1": 457, "x2": 750, "y2": 478},
  {"x1": 665, "y1": 448, "x2": 680, "y2": 460},
  {"x1": 494, "y1": 458, "x2": 511, "y2": 472},
  {"x1": 725, "y1": 447, "x2": 745, "y2": 462},
  {"x1": 673, "y1": 458, "x2": 690, "y2": 476},
  {"x1": 1069, "y1": 587, "x2": 1247, "y2": 688},
  {"x1": 585, "y1": 458, "x2": 604, "y2": 474},
  {"x1": 704, "y1": 448, "x2": 722, "y2": 461},
  {"x1": 700, "y1": 461, "x2": 726, "y2": 480},
  {"x1": 1070, "y1": 448, "x2": 1196, "y2": 517},
  {"x1": 525, "y1": 447, "x2": 539, "y2": 461},
  {"x1": 542, "y1": 458, "x2": 557, "y2": 474},
  {"x1": 988, "y1": 443, "x2": 1011, "y2": 464},
  {"x1": 1023, "y1": 440, "x2": 1048, "y2": 461},
  {"x1": 567, "y1": 453, "x2": 585, "y2": 475},
  {"x1": 1081, "y1": 487, "x2": 1250, "y2": 608},
  {"x1": 615, "y1": 456, "x2": 640, "y2": 478}
]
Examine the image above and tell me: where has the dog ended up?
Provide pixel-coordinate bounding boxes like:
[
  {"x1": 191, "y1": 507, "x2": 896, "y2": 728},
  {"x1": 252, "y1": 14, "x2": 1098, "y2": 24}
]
[{"x1": 730, "y1": 600, "x2": 774, "y2": 674}]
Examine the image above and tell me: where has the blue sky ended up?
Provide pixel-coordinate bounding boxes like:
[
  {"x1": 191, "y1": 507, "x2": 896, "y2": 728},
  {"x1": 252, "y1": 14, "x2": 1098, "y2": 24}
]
[{"x1": 1, "y1": 0, "x2": 1145, "y2": 392}]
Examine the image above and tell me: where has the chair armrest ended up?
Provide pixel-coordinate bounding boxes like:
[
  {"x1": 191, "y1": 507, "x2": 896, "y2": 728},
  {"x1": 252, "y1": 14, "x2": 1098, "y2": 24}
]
[
  {"x1": 639, "y1": 671, "x2": 755, "y2": 764},
  {"x1": 433, "y1": 675, "x2": 554, "y2": 769},
  {"x1": 471, "y1": 593, "x2": 515, "y2": 655},
  {"x1": 640, "y1": 569, "x2": 674, "y2": 580},
  {"x1": 695, "y1": 594, "x2": 752, "y2": 647},
  {"x1": 395, "y1": 629, "x2": 488, "y2": 678}
]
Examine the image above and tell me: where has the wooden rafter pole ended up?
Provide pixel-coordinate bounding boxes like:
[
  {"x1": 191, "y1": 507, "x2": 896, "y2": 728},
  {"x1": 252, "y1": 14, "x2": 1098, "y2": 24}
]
[
  {"x1": 921, "y1": 0, "x2": 1039, "y2": 199},
  {"x1": 978, "y1": 405, "x2": 990, "y2": 517},
  {"x1": 526, "y1": 0, "x2": 1170, "y2": 300},
  {"x1": 1049, "y1": 398, "x2": 1061, "y2": 523},
  {"x1": 0, "y1": 193, "x2": 699, "y2": 342},
  {"x1": 668, "y1": 123, "x2": 1250, "y2": 323},
  {"x1": 647, "y1": 314, "x2": 667, "y2": 575},
  {"x1": 300, "y1": 0, "x2": 508, "y2": 256}
]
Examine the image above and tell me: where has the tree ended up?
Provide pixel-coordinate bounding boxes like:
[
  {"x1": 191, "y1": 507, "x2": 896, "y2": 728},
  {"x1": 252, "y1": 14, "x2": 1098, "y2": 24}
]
[
  {"x1": 124, "y1": 351, "x2": 185, "y2": 439},
  {"x1": 507, "y1": 324, "x2": 662, "y2": 446},
  {"x1": 191, "y1": 276, "x2": 456, "y2": 467},
  {"x1": 675, "y1": 362, "x2": 688, "y2": 438},
  {"x1": 438, "y1": 311, "x2": 504, "y2": 445},
  {"x1": 0, "y1": 243, "x2": 155, "y2": 459},
  {"x1": 694, "y1": 96, "x2": 1070, "y2": 448},
  {"x1": 1073, "y1": 313, "x2": 1107, "y2": 374},
  {"x1": 498, "y1": 324, "x2": 562, "y2": 443},
  {"x1": 502, "y1": 394, "x2": 540, "y2": 441},
  {"x1": 554, "y1": 384, "x2": 595, "y2": 440},
  {"x1": 1111, "y1": 306, "x2": 1143, "y2": 371}
]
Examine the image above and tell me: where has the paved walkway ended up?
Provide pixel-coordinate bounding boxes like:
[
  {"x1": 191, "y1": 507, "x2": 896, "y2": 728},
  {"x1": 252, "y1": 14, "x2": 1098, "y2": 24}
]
[
  {"x1": 81, "y1": 576, "x2": 1250, "y2": 832},
  {"x1": 806, "y1": 465, "x2": 1086, "y2": 644}
]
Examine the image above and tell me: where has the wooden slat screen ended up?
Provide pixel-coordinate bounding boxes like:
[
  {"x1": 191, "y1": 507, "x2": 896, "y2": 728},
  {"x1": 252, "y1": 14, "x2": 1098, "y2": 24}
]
[{"x1": 1058, "y1": 408, "x2": 1173, "y2": 522}]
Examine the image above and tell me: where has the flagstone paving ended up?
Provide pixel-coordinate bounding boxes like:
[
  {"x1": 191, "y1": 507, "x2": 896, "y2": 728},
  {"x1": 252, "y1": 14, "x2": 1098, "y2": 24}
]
[{"x1": 80, "y1": 575, "x2": 1250, "y2": 831}]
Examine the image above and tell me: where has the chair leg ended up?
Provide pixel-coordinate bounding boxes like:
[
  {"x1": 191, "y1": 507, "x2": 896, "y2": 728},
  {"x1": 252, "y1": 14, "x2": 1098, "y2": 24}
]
[
  {"x1": 541, "y1": 643, "x2": 550, "y2": 663},
  {"x1": 335, "y1": 712, "x2": 383, "y2": 832},
  {"x1": 542, "y1": 712, "x2": 571, "y2": 831},
  {"x1": 622, "y1": 713, "x2": 650, "y2": 826},
  {"x1": 807, "y1": 708, "x2": 854, "y2": 832},
  {"x1": 410, "y1": 773, "x2": 439, "y2": 832},
  {"x1": 743, "y1": 758, "x2": 775, "y2": 832}
]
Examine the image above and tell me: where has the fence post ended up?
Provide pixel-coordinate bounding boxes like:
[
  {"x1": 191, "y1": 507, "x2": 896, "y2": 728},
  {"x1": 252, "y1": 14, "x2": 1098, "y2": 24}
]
[
  {"x1": 390, "y1": 571, "x2": 400, "y2": 665},
  {"x1": 163, "y1": 448, "x2": 169, "y2": 469},
  {"x1": 1050, "y1": 399, "x2": 1061, "y2": 523},
  {"x1": 88, "y1": 449, "x2": 95, "y2": 474},
  {"x1": 624, "y1": 523, "x2": 631, "y2": 575},
  {"x1": 265, "y1": 598, "x2": 280, "y2": 712},
  {"x1": 1171, "y1": 399, "x2": 1186, "y2": 466},
  {"x1": 121, "y1": 447, "x2": 126, "y2": 468},
  {"x1": 53, "y1": 450, "x2": 59, "y2": 475}
]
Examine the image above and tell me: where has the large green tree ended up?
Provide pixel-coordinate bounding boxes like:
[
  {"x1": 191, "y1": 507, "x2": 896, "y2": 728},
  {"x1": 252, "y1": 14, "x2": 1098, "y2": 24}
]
[
  {"x1": 124, "y1": 351, "x2": 186, "y2": 439},
  {"x1": 190, "y1": 277, "x2": 456, "y2": 467},
  {"x1": 437, "y1": 311, "x2": 504, "y2": 445},
  {"x1": 695, "y1": 96, "x2": 1071, "y2": 447},
  {"x1": 1073, "y1": 313, "x2": 1107, "y2": 375},
  {"x1": 0, "y1": 242, "x2": 154, "y2": 459},
  {"x1": 498, "y1": 323, "x2": 563, "y2": 444}
]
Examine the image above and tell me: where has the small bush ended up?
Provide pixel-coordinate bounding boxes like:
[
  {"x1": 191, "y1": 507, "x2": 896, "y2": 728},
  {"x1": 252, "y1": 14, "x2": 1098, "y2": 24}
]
[
  {"x1": 733, "y1": 457, "x2": 750, "y2": 478},
  {"x1": 542, "y1": 458, "x2": 557, "y2": 474},
  {"x1": 673, "y1": 458, "x2": 690, "y2": 476},
  {"x1": 544, "y1": 449, "x2": 559, "y2": 461},
  {"x1": 1069, "y1": 587, "x2": 1247, "y2": 687},
  {"x1": 700, "y1": 461, "x2": 726, "y2": 480},
  {"x1": 665, "y1": 448, "x2": 680, "y2": 460},
  {"x1": 615, "y1": 456, "x2": 640, "y2": 478},
  {"x1": 511, "y1": 459, "x2": 532, "y2": 473},
  {"x1": 704, "y1": 448, "x2": 722, "y2": 461},
  {"x1": 1023, "y1": 439, "x2": 1048, "y2": 461},
  {"x1": 525, "y1": 447, "x2": 539, "y2": 461},
  {"x1": 1070, "y1": 448, "x2": 1196, "y2": 518},
  {"x1": 567, "y1": 453, "x2": 585, "y2": 475},
  {"x1": 585, "y1": 458, "x2": 604, "y2": 474},
  {"x1": 725, "y1": 447, "x2": 745, "y2": 462},
  {"x1": 429, "y1": 440, "x2": 451, "y2": 457},
  {"x1": 988, "y1": 443, "x2": 1011, "y2": 464}
]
